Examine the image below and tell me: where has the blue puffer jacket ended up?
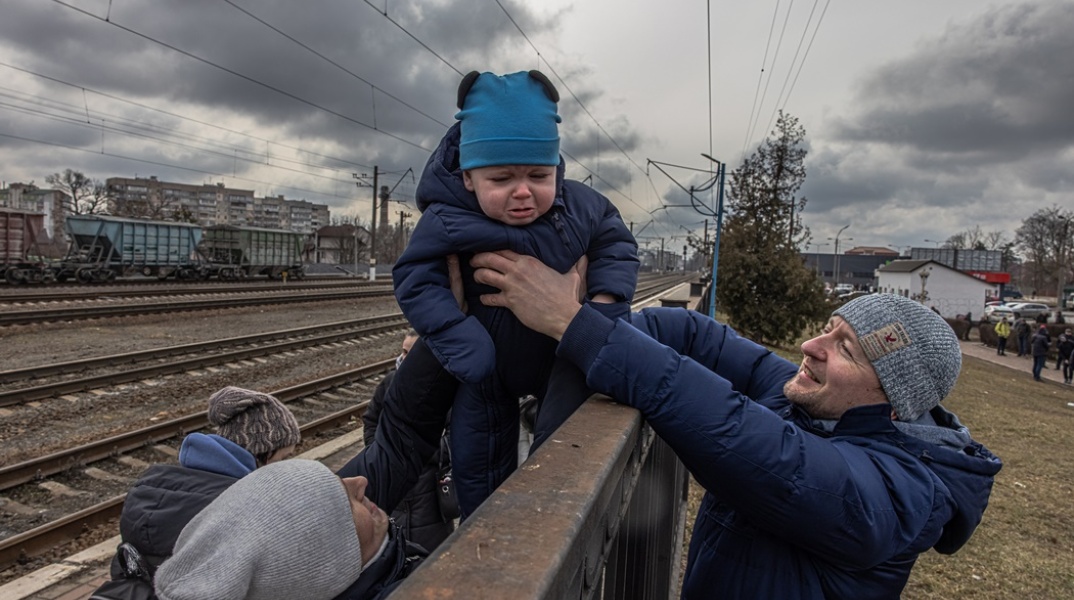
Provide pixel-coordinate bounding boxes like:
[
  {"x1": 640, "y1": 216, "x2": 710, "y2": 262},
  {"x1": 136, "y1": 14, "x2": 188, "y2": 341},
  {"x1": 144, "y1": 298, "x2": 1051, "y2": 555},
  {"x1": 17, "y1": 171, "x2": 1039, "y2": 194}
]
[
  {"x1": 558, "y1": 305, "x2": 1003, "y2": 600},
  {"x1": 393, "y1": 122, "x2": 638, "y2": 386}
]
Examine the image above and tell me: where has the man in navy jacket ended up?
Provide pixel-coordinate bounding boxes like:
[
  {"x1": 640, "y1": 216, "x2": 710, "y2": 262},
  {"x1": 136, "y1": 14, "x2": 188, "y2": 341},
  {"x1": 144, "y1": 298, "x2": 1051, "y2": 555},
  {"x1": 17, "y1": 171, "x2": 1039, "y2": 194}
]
[{"x1": 469, "y1": 250, "x2": 1002, "y2": 600}]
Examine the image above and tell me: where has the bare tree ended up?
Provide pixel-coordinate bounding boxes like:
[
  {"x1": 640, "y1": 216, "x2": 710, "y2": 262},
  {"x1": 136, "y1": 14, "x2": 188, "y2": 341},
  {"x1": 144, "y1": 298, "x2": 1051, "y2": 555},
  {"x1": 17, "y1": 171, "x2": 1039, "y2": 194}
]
[
  {"x1": 983, "y1": 230, "x2": 1008, "y2": 251},
  {"x1": 1015, "y1": 206, "x2": 1074, "y2": 296},
  {"x1": 110, "y1": 185, "x2": 181, "y2": 220},
  {"x1": 45, "y1": 169, "x2": 110, "y2": 215},
  {"x1": 944, "y1": 225, "x2": 1009, "y2": 250}
]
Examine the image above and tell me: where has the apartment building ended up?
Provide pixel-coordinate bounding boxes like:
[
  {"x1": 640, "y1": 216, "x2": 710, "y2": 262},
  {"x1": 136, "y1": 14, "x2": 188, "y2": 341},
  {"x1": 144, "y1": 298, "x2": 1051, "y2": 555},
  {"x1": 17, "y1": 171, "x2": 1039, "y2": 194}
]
[{"x1": 106, "y1": 176, "x2": 330, "y2": 233}]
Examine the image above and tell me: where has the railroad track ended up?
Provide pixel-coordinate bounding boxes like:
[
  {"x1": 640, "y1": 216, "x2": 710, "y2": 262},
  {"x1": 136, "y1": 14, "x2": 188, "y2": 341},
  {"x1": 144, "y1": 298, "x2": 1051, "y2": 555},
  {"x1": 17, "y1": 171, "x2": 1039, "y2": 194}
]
[
  {"x1": 0, "y1": 274, "x2": 346, "y2": 290},
  {"x1": 0, "y1": 285, "x2": 394, "y2": 326},
  {"x1": 0, "y1": 313, "x2": 408, "y2": 406},
  {"x1": 633, "y1": 274, "x2": 693, "y2": 306},
  {"x1": 0, "y1": 274, "x2": 698, "y2": 576},
  {"x1": 0, "y1": 279, "x2": 376, "y2": 305}
]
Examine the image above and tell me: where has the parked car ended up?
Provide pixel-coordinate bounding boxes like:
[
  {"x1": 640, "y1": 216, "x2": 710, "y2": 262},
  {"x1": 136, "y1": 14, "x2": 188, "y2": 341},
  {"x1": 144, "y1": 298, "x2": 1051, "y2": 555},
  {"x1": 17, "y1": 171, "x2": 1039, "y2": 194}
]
[
  {"x1": 838, "y1": 290, "x2": 871, "y2": 302},
  {"x1": 984, "y1": 304, "x2": 1016, "y2": 323},
  {"x1": 1007, "y1": 302, "x2": 1051, "y2": 321},
  {"x1": 1000, "y1": 288, "x2": 1024, "y2": 300},
  {"x1": 832, "y1": 283, "x2": 854, "y2": 296}
]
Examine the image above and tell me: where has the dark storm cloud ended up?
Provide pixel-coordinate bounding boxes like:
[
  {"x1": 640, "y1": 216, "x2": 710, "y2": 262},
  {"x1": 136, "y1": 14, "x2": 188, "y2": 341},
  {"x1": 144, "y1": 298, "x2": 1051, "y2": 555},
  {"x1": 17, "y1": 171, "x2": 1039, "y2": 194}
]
[
  {"x1": 0, "y1": 0, "x2": 648, "y2": 220},
  {"x1": 793, "y1": 1, "x2": 1074, "y2": 247},
  {"x1": 0, "y1": 1, "x2": 583, "y2": 168},
  {"x1": 833, "y1": 1, "x2": 1074, "y2": 163}
]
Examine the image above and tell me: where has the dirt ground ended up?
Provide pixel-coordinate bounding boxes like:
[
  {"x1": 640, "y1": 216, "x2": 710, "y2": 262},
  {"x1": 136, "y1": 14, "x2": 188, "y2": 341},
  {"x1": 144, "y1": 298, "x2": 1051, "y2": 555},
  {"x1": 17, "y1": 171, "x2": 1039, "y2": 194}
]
[{"x1": 678, "y1": 340, "x2": 1074, "y2": 599}]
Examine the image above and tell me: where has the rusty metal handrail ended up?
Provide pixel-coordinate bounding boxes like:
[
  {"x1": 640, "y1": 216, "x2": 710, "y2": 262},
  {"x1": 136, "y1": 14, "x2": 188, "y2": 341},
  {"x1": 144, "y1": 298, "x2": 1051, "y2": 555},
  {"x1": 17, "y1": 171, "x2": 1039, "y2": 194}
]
[{"x1": 391, "y1": 395, "x2": 687, "y2": 599}]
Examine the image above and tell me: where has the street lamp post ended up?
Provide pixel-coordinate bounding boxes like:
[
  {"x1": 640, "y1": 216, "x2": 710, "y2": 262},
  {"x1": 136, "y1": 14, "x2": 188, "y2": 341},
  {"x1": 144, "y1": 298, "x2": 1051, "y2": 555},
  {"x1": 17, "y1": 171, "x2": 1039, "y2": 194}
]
[{"x1": 828, "y1": 225, "x2": 850, "y2": 287}]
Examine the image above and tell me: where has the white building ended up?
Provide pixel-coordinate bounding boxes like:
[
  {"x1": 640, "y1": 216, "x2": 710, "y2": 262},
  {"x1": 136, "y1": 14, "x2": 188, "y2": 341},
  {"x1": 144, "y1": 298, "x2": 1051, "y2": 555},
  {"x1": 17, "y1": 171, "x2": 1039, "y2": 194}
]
[{"x1": 876, "y1": 259, "x2": 993, "y2": 319}]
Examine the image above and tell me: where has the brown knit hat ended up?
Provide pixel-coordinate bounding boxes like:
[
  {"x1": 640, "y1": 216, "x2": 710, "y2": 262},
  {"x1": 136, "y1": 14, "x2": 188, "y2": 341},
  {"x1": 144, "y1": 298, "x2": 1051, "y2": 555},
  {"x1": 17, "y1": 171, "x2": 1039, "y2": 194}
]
[{"x1": 207, "y1": 387, "x2": 301, "y2": 456}]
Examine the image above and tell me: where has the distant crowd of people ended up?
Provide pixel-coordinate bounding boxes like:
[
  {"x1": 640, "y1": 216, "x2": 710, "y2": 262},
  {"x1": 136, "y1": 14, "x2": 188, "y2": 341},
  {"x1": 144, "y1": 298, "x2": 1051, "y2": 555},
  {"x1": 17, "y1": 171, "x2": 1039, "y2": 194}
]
[{"x1": 986, "y1": 313, "x2": 1073, "y2": 384}]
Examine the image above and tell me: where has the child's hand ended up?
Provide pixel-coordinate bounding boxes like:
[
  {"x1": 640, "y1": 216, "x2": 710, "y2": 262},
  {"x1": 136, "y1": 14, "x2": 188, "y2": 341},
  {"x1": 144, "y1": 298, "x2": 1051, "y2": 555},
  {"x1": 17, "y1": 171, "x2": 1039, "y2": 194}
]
[{"x1": 447, "y1": 254, "x2": 468, "y2": 312}]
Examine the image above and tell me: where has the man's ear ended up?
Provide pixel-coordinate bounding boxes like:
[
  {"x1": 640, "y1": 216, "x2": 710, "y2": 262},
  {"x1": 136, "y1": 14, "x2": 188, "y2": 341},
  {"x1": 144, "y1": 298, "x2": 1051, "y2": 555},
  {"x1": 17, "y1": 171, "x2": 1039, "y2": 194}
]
[{"x1": 462, "y1": 170, "x2": 475, "y2": 191}]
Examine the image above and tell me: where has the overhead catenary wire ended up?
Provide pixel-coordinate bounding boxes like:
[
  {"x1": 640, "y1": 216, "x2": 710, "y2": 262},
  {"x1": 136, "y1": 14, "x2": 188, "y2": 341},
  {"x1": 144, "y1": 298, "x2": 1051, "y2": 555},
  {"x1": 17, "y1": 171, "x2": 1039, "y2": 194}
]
[
  {"x1": 0, "y1": 131, "x2": 354, "y2": 201},
  {"x1": 492, "y1": 0, "x2": 651, "y2": 216},
  {"x1": 28, "y1": 1, "x2": 664, "y2": 225},
  {"x1": 743, "y1": 0, "x2": 796, "y2": 152},
  {"x1": 758, "y1": 0, "x2": 831, "y2": 141},
  {"x1": 741, "y1": 1, "x2": 783, "y2": 159},
  {"x1": 359, "y1": 0, "x2": 654, "y2": 217},
  {"x1": 772, "y1": 0, "x2": 831, "y2": 120},
  {"x1": 223, "y1": 0, "x2": 450, "y2": 131},
  {"x1": 361, "y1": 0, "x2": 464, "y2": 77},
  {"x1": 0, "y1": 99, "x2": 359, "y2": 188},
  {"x1": 767, "y1": 0, "x2": 822, "y2": 125},
  {"x1": 0, "y1": 61, "x2": 375, "y2": 174},
  {"x1": 48, "y1": 0, "x2": 433, "y2": 154},
  {"x1": 0, "y1": 86, "x2": 362, "y2": 179}
]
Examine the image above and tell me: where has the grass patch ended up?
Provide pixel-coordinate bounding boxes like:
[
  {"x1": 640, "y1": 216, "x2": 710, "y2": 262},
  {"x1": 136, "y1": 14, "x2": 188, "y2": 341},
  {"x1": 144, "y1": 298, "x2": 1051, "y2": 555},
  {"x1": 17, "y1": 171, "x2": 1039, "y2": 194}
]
[{"x1": 681, "y1": 352, "x2": 1074, "y2": 599}]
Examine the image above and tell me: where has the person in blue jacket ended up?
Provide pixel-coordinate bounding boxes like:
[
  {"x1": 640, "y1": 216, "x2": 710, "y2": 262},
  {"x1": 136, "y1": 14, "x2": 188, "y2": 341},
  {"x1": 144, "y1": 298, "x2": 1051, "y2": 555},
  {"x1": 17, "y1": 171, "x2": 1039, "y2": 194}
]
[
  {"x1": 393, "y1": 70, "x2": 639, "y2": 516},
  {"x1": 468, "y1": 250, "x2": 1002, "y2": 599}
]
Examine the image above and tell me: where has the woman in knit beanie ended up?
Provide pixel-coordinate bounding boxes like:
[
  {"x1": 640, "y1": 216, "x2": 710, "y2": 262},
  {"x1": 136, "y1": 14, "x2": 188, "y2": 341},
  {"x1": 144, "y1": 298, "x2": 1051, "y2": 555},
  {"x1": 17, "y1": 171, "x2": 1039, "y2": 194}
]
[{"x1": 208, "y1": 386, "x2": 302, "y2": 465}]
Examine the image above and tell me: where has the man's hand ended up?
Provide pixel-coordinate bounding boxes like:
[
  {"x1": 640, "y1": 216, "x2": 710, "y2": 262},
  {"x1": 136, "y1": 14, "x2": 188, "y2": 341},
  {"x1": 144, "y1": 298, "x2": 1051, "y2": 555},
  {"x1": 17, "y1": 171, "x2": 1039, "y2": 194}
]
[{"x1": 471, "y1": 250, "x2": 585, "y2": 341}]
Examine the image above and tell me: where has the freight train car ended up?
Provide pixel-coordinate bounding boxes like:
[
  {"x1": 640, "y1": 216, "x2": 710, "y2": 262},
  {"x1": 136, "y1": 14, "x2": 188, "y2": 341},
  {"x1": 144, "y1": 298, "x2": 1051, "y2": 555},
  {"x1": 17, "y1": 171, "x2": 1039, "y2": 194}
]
[
  {"x1": 200, "y1": 225, "x2": 307, "y2": 280},
  {"x1": 56, "y1": 215, "x2": 208, "y2": 282},
  {"x1": 0, "y1": 208, "x2": 51, "y2": 284}
]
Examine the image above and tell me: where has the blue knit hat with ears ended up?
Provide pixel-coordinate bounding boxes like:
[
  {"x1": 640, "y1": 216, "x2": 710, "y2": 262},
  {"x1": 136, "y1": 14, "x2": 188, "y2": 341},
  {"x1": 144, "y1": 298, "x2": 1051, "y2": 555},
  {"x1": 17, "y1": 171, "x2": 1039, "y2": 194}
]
[
  {"x1": 455, "y1": 70, "x2": 562, "y2": 170},
  {"x1": 834, "y1": 293, "x2": 962, "y2": 421}
]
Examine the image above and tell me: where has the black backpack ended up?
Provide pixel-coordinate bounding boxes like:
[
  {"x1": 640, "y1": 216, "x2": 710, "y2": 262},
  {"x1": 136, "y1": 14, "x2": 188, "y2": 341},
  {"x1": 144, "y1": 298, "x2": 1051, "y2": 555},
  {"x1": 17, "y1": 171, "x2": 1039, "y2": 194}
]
[{"x1": 89, "y1": 543, "x2": 156, "y2": 600}]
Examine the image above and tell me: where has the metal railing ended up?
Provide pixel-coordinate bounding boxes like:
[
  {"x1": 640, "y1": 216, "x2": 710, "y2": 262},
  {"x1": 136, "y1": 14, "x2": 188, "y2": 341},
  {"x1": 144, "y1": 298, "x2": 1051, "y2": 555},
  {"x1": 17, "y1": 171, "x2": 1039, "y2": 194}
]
[{"x1": 392, "y1": 294, "x2": 699, "y2": 600}]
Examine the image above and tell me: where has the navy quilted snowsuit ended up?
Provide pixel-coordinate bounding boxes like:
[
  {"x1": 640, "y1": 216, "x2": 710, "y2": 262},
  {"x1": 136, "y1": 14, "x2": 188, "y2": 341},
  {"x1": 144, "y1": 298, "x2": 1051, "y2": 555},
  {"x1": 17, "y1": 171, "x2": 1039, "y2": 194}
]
[{"x1": 393, "y1": 123, "x2": 638, "y2": 516}]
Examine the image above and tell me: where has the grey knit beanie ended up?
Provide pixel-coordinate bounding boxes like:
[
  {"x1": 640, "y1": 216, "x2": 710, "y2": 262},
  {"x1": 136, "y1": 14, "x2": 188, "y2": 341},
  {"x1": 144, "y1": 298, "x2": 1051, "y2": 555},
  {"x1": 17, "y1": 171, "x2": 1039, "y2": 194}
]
[
  {"x1": 154, "y1": 460, "x2": 363, "y2": 600},
  {"x1": 834, "y1": 293, "x2": 961, "y2": 421},
  {"x1": 207, "y1": 386, "x2": 301, "y2": 456}
]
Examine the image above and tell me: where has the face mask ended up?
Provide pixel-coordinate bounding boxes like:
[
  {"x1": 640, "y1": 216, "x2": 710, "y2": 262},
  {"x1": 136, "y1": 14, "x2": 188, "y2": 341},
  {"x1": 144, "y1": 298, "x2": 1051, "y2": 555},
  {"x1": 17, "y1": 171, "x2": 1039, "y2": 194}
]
[{"x1": 395, "y1": 353, "x2": 405, "y2": 369}]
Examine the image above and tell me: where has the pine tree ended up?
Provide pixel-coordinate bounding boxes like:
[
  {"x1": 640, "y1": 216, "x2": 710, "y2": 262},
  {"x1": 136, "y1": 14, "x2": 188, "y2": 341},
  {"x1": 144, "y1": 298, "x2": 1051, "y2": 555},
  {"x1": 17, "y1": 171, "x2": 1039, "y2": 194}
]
[{"x1": 716, "y1": 111, "x2": 828, "y2": 346}]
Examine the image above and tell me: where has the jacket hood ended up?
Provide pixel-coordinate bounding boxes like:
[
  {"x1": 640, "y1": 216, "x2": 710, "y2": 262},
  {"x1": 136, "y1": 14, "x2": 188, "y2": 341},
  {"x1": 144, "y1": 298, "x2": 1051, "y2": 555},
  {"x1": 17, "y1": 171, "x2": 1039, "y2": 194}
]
[
  {"x1": 178, "y1": 433, "x2": 258, "y2": 479},
  {"x1": 415, "y1": 122, "x2": 566, "y2": 215},
  {"x1": 895, "y1": 405, "x2": 1003, "y2": 554},
  {"x1": 825, "y1": 404, "x2": 1002, "y2": 555}
]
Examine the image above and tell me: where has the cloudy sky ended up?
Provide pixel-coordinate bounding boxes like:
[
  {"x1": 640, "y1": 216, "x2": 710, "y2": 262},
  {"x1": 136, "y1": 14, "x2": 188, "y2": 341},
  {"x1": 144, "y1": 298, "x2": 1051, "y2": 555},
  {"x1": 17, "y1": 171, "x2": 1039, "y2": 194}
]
[{"x1": 1, "y1": 0, "x2": 1070, "y2": 256}]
